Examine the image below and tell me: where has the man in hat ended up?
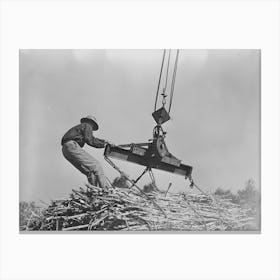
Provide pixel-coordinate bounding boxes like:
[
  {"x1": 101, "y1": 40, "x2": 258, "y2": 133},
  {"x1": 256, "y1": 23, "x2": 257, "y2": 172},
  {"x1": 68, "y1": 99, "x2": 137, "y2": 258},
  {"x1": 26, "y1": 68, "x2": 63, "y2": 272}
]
[{"x1": 61, "y1": 115, "x2": 112, "y2": 189}]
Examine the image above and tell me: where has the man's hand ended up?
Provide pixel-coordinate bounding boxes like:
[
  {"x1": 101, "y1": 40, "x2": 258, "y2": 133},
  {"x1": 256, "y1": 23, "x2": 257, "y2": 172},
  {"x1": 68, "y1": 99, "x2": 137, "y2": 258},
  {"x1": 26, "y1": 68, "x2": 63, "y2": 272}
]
[{"x1": 105, "y1": 141, "x2": 116, "y2": 147}]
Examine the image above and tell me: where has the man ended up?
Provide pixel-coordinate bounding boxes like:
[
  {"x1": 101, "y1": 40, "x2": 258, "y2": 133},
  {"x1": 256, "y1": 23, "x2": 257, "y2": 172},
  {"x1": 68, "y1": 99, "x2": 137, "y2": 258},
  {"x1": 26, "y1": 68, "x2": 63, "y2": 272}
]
[{"x1": 61, "y1": 115, "x2": 112, "y2": 189}]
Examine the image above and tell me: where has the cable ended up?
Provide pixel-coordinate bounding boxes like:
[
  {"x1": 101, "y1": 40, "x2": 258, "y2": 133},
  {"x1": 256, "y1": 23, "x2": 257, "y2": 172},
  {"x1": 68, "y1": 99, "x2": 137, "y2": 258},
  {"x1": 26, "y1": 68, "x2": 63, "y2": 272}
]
[
  {"x1": 168, "y1": 49, "x2": 179, "y2": 114},
  {"x1": 162, "y1": 49, "x2": 171, "y2": 106},
  {"x1": 154, "y1": 49, "x2": 180, "y2": 113},
  {"x1": 154, "y1": 49, "x2": 166, "y2": 111}
]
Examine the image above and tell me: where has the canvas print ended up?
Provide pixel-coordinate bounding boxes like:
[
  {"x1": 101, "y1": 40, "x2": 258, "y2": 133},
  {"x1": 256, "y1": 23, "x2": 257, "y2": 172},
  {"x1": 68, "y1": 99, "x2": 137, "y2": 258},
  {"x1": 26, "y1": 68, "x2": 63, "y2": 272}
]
[{"x1": 19, "y1": 49, "x2": 261, "y2": 232}]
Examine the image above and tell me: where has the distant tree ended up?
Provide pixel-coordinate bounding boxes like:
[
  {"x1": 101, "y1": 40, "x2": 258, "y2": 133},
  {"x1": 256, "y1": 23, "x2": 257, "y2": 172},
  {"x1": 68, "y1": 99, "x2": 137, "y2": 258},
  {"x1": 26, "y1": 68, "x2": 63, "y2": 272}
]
[
  {"x1": 19, "y1": 201, "x2": 41, "y2": 228},
  {"x1": 214, "y1": 187, "x2": 239, "y2": 204},
  {"x1": 214, "y1": 187, "x2": 231, "y2": 196},
  {"x1": 237, "y1": 178, "x2": 260, "y2": 209},
  {"x1": 112, "y1": 176, "x2": 130, "y2": 188},
  {"x1": 214, "y1": 178, "x2": 260, "y2": 208}
]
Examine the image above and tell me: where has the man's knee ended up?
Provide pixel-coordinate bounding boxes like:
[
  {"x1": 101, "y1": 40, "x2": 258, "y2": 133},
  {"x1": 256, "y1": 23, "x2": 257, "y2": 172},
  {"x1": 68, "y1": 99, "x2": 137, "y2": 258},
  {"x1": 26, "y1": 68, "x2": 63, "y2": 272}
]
[{"x1": 87, "y1": 173, "x2": 97, "y2": 185}]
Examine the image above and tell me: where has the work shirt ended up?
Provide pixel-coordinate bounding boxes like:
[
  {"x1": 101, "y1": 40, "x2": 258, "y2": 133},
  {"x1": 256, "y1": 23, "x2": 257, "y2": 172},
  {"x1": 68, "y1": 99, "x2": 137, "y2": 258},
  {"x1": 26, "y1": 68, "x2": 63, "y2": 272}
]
[{"x1": 61, "y1": 123, "x2": 106, "y2": 148}]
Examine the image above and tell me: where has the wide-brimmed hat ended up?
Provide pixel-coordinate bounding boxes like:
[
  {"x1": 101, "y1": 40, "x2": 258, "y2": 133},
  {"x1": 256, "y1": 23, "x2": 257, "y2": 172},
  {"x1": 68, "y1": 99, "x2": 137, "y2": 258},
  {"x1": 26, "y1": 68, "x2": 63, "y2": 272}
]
[{"x1": 80, "y1": 115, "x2": 99, "y2": 130}]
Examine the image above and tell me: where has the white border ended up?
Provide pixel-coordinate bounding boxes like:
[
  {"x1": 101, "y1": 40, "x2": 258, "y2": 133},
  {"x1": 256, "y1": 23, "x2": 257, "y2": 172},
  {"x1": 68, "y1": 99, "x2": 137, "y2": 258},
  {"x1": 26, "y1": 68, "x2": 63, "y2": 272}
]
[{"x1": 0, "y1": 1, "x2": 279, "y2": 280}]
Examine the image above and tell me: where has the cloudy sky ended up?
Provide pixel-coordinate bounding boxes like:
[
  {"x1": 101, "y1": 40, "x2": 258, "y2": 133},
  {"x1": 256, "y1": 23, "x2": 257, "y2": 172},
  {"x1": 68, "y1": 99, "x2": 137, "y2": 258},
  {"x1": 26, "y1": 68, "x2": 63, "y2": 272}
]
[{"x1": 19, "y1": 49, "x2": 260, "y2": 202}]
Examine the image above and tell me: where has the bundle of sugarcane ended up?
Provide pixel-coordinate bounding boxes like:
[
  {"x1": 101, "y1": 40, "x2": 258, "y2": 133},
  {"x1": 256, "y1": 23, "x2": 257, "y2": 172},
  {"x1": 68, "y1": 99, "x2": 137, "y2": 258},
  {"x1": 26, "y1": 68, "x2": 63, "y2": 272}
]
[
  {"x1": 21, "y1": 185, "x2": 259, "y2": 231},
  {"x1": 126, "y1": 192, "x2": 258, "y2": 231},
  {"x1": 24, "y1": 184, "x2": 155, "y2": 231}
]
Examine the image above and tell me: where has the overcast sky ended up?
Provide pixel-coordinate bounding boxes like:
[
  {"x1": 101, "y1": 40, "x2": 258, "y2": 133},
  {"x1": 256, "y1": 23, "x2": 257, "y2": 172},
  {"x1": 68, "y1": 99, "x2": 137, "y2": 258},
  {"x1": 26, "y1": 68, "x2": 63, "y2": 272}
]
[{"x1": 19, "y1": 49, "x2": 260, "y2": 202}]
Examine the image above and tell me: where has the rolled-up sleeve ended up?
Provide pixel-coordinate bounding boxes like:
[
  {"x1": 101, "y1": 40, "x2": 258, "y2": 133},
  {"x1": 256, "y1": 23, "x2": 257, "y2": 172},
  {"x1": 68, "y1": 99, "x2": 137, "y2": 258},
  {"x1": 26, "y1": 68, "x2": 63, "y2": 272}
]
[{"x1": 83, "y1": 123, "x2": 106, "y2": 148}]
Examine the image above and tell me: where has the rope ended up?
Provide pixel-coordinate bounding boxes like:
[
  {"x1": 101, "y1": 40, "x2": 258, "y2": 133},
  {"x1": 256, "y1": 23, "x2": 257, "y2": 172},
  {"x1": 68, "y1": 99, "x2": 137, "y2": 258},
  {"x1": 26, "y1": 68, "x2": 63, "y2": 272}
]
[
  {"x1": 154, "y1": 49, "x2": 166, "y2": 111},
  {"x1": 161, "y1": 49, "x2": 171, "y2": 106},
  {"x1": 154, "y1": 49, "x2": 180, "y2": 112},
  {"x1": 168, "y1": 49, "x2": 179, "y2": 114}
]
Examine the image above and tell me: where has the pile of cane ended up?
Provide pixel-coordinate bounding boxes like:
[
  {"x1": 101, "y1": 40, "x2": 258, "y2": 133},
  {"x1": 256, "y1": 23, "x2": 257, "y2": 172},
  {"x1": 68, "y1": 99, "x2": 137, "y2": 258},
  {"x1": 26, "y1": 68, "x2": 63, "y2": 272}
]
[{"x1": 21, "y1": 183, "x2": 259, "y2": 231}]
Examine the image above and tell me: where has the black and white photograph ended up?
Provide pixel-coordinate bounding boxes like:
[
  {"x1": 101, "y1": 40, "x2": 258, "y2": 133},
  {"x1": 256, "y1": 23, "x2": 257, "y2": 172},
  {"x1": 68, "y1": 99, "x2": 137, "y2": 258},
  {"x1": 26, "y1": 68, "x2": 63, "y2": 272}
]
[
  {"x1": 19, "y1": 49, "x2": 261, "y2": 232},
  {"x1": 1, "y1": 1, "x2": 280, "y2": 279}
]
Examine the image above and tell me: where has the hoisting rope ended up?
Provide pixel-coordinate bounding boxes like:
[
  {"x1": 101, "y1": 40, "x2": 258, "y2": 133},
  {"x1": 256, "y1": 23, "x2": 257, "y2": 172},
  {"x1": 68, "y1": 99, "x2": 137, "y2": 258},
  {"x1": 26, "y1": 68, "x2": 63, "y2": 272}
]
[
  {"x1": 154, "y1": 50, "x2": 166, "y2": 111},
  {"x1": 162, "y1": 49, "x2": 171, "y2": 106},
  {"x1": 168, "y1": 49, "x2": 179, "y2": 114},
  {"x1": 154, "y1": 49, "x2": 180, "y2": 114}
]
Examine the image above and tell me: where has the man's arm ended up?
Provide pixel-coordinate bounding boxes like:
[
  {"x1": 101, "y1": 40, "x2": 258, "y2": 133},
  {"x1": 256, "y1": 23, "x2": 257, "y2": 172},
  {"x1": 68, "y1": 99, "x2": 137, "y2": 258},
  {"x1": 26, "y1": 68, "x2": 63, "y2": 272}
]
[{"x1": 83, "y1": 123, "x2": 106, "y2": 148}]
